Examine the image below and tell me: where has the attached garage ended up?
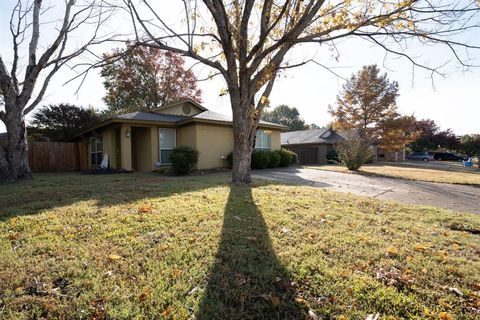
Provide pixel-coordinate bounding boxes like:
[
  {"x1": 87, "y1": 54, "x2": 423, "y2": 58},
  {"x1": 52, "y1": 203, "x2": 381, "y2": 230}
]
[
  {"x1": 282, "y1": 128, "x2": 406, "y2": 164},
  {"x1": 281, "y1": 128, "x2": 345, "y2": 165}
]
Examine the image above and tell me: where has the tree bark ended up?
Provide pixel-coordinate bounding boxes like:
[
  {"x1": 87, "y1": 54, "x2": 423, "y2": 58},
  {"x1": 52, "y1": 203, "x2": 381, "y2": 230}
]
[
  {"x1": 230, "y1": 95, "x2": 256, "y2": 186},
  {"x1": 0, "y1": 104, "x2": 32, "y2": 181}
]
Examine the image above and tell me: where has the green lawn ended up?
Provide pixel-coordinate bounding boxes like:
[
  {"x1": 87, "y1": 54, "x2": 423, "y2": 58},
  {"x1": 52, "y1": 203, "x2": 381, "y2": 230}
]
[
  {"x1": 305, "y1": 162, "x2": 480, "y2": 186},
  {"x1": 1, "y1": 173, "x2": 479, "y2": 319}
]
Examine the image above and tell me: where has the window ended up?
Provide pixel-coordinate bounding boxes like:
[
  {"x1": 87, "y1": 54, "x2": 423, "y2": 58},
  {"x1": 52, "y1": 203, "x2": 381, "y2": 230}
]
[
  {"x1": 159, "y1": 128, "x2": 176, "y2": 164},
  {"x1": 90, "y1": 137, "x2": 102, "y2": 166},
  {"x1": 255, "y1": 129, "x2": 271, "y2": 150}
]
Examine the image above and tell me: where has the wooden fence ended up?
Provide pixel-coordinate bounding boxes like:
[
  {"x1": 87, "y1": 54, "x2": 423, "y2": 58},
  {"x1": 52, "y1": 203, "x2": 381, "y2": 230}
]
[{"x1": 28, "y1": 141, "x2": 88, "y2": 172}]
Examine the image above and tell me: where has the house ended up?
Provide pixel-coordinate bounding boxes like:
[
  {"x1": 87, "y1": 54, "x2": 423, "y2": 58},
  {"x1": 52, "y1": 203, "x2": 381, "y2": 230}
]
[
  {"x1": 281, "y1": 128, "x2": 405, "y2": 164},
  {"x1": 69, "y1": 99, "x2": 286, "y2": 171}
]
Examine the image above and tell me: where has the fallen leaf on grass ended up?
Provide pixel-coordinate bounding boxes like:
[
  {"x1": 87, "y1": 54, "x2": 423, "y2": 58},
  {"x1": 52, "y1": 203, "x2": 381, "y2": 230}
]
[
  {"x1": 387, "y1": 247, "x2": 399, "y2": 257},
  {"x1": 414, "y1": 244, "x2": 430, "y2": 252},
  {"x1": 139, "y1": 288, "x2": 151, "y2": 301},
  {"x1": 108, "y1": 254, "x2": 122, "y2": 261},
  {"x1": 160, "y1": 306, "x2": 173, "y2": 317},
  {"x1": 438, "y1": 311, "x2": 453, "y2": 320},
  {"x1": 448, "y1": 287, "x2": 464, "y2": 297},
  {"x1": 261, "y1": 293, "x2": 280, "y2": 306},
  {"x1": 308, "y1": 309, "x2": 319, "y2": 320},
  {"x1": 138, "y1": 203, "x2": 152, "y2": 214}
]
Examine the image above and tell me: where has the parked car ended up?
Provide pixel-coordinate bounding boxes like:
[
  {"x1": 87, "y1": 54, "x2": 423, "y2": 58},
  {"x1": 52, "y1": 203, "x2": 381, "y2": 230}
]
[
  {"x1": 433, "y1": 152, "x2": 468, "y2": 161},
  {"x1": 406, "y1": 152, "x2": 434, "y2": 162}
]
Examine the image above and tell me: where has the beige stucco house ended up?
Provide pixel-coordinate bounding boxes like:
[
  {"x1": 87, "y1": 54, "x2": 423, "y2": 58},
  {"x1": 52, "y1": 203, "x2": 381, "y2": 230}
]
[{"x1": 70, "y1": 99, "x2": 285, "y2": 171}]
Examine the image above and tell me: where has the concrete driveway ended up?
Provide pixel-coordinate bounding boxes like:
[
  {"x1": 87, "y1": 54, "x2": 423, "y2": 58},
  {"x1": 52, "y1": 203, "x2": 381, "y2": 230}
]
[{"x1": 253, "y1": 167, "x2": 480, "y2": 214}]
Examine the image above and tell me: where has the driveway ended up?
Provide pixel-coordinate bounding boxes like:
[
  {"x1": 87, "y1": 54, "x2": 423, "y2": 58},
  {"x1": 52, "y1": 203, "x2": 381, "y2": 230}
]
[{"x1": 253, "y1": 167, "x2": 480, "y2": 214}]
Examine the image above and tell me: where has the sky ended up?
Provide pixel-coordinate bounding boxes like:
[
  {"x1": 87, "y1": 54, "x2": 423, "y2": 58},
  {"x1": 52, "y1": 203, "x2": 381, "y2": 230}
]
[{"x1": 0, "y1": 0, "x2": 479, "y2": 135}]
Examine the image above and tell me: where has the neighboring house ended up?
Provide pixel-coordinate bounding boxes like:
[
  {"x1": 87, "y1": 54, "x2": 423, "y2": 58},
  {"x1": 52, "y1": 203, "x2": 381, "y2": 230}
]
[
  {"x1": 69, "y1": 99, "x2": 286, "y2": 171},
  {"x1": 281, "y1": 128, "x2": 405, "y2": 164}
]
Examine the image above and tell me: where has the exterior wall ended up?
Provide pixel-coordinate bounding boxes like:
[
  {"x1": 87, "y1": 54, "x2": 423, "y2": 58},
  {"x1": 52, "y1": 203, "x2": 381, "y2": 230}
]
[
  {"x1": 157, "y1": 102, "x2": 203, "y2": 116},
  {"x1": 150, "y1": 126, "x2": 159, "y2": 170},
  {"x1": 195, "y1": 123, "x2": 233, "y2": 169},
  {"x1": 120, "y1": 124, "x2": 132, "y2": 170},
  {"x1": 268, "y1": 129, "x2": 281, "y2": 150},
  {"x1": 132, "y1": 127, "x2": 152, "y2": 171},
  {"x1": 177, "y1": 124, "x2": 197, "y2": 148},
  {"x1": 101, "y1": 128, "x2": 116, "y2": 168}
]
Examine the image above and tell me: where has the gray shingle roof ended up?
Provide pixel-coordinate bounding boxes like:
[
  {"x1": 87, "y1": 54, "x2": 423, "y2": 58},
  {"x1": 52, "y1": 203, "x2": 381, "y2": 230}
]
[
  {"x1": 281, "y1": 128, "x2": 346, "y2": 145},
  {"x1": 110, "y1": 110, "x2": 283, "y2": 128},
  {"x1": 113, "y1": 112, "x2": 188, "y2": 122},
  {"x1": 192, "y1": 111, "x2": 284, "y2": 127}
]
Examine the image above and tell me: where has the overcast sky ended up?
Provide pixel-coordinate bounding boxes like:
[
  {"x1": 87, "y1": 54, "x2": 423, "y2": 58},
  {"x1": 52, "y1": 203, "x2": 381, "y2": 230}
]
[{"x1": 1, "y1": 1, "x2": 479, "y2": 135}]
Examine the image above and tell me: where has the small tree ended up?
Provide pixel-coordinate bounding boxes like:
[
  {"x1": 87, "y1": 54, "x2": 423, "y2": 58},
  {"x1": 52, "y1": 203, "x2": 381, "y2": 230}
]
[
  {"x1": 102, "y1": 44, "x2": 202, "y2": 113},
  {"x1": 377, "y1": 115, "x2": 418, "y2": 154},
  {"x1": 29, "y1": 104, "x2": 102, "y2": 141},
  {"x1": 335, "y1": 133, "x2": 373, "y2": 171},
  {"x1": 329, "y1": 65, "x2": 399, "y2": 140}
]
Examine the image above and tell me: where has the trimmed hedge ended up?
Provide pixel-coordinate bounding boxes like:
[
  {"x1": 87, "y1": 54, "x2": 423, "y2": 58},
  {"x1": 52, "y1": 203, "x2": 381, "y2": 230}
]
[
  {"x1": 267, "y1": 151, "x2": 281, "y2": 168},
  {"x1": 227, "y1": 149, "x2": 297, "y2": 170},
  {"x1": 276, "y1": 149, "x2": 293, "y2": 167},
  {"x1": 169, "y1": 146, "x2": 199, "y2": 175},
  {"x1": 251, "y1": 150, "x2": 270, "y2": 169}
]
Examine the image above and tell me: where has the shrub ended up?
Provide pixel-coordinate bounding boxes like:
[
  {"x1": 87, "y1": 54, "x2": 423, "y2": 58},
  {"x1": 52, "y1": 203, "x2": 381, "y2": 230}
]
[
  {"x1": 290, "y1": 150, "x2": 298, "y2": 165},
  {"x1": 326, "y1": 149, "x2": 339, "y2": 163},
  {"x1": 169, "y1": 146, "x2": 199, "y2": 175},
  {"x1": 276, "y1": 149, "x2": 293, "y2": 167},
  {"x1": 267, "y1": 151, "x2": 281, "y2": 168},
  {"x1": 251, "y1": 150, "x2": 270, "y2": 169},
  {"x1": 335, "y1": 134, "x2": 374, "y2": 171}
]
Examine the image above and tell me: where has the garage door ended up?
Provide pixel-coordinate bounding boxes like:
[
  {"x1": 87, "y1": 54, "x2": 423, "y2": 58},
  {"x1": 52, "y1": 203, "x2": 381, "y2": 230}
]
[{"x1": 287, "y1": 146, "x2": 318, "y2": 164}]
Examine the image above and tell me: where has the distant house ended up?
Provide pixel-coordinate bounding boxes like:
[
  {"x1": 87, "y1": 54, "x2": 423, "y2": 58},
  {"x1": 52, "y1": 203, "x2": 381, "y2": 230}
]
[
  {"x1": 281, "y1": 128, "x2": 405, "y2": 165},
  {"x1": 69, "y1": 99, "x2": 286, "y2": 171}
]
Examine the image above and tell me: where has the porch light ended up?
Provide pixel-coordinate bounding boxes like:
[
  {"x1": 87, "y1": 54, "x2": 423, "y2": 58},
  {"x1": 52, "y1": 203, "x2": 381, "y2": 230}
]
[{"x1": 125, "y1": 128, "x2": 130, "y2": 138}]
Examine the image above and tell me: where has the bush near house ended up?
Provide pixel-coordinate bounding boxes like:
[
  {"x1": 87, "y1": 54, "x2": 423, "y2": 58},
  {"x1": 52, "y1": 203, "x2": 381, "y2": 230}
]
[
  {"x1": 326, "y1": 149, "x2": 339, "y2": 163},
  {"x1": 335, "y1": 134, "x2": 374, "y2": 171},
  {"x1": 276, "y1": 149, "x2": 294, "y2": 167},
  {"x1": 226, "y1": 149, "x2": 298, "y2": 169},
  {"x1": 267, "y1": 151, "x2": 281, "y2": 168},
  {"x1": 170, "y1": 146, "x2": 199, "y2": 175},
  {"x1": 251, "y1": 150, "x2": 271, "y2": 169}
]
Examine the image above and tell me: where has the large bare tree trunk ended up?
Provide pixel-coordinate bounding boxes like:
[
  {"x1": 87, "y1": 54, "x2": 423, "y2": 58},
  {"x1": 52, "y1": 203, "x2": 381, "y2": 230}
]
[
  {"x1": 231, "y1": 95, "x2": 256, "y2": 185},
  {"x1": 0, "y1": 103, "x2": 32, "y2": 180}
]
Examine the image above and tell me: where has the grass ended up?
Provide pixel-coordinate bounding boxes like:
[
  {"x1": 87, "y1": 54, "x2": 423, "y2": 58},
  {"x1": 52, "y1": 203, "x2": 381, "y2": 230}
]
[
  {"x1": 306, "y1": 162, "x2": 480, "y2": 185},
  {"x1": 1, "y1": 173, "x2": 480, "y2": 319}
]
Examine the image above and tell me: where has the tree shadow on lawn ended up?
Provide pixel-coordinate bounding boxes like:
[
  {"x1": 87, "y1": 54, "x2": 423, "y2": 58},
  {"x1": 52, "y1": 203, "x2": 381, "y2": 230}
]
[
  {"x1": 196, "y1": 185, "x2": 304, "y2": 319},
  {"x1": 0, "y1": 172, "x2": 227, "y2": 220}
]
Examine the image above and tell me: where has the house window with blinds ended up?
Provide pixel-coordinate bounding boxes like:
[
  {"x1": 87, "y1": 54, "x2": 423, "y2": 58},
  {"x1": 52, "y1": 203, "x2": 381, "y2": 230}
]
[
  {"x1": 90, "y1": 137, "x2": 102, "y2": 166},
  {"x1": 255, "y1": 129, "x2": 271, "y2": 150},
  {"x1": 159, "y1": 128, "x2": 176, "y2": 164}
]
